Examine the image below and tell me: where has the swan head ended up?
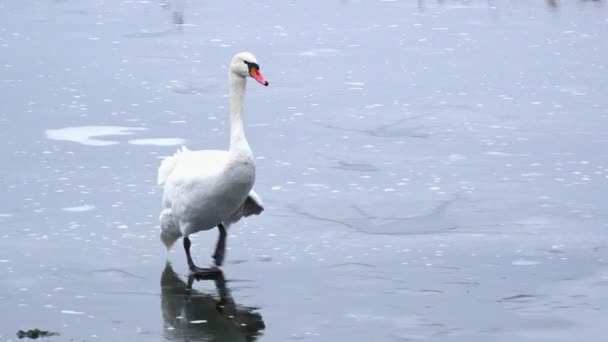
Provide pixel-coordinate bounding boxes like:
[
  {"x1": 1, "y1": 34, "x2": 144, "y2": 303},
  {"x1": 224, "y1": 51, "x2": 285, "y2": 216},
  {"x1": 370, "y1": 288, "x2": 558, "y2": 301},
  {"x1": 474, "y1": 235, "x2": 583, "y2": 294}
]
[{"x1": 230, "y1": 51, "x2": 269, "y2": 86}]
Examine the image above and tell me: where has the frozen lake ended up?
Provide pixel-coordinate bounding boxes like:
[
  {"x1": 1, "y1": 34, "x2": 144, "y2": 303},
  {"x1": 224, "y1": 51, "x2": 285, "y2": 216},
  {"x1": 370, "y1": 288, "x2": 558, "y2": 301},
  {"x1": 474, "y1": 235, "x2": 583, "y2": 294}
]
[{"x1": 1, "y1": 0, "x2": 608, "y2": 341}]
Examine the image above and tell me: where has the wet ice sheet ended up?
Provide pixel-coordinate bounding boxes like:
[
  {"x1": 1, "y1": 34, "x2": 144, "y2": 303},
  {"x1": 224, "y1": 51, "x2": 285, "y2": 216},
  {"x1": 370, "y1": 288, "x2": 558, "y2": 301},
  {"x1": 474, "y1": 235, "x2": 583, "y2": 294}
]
[
  {"x1": 61, "y1": 205, "x2": 95, "y2": 212},
  {"x1": 1, "y1": 0, "x2": 608, "y2": 342},
  {"x1": 128, "y1": 138, "x2": 185, "y2": 146},
  {"x1": 46, "y1": 126, "x2": 147, "y2": 146}
]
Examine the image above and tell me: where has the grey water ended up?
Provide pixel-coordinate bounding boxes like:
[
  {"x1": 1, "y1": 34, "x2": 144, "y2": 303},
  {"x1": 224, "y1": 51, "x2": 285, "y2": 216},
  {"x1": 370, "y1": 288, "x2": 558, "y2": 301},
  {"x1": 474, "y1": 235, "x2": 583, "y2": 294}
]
[{"x1": 1, "y1": 0, "x2": 608, "y2": 341}]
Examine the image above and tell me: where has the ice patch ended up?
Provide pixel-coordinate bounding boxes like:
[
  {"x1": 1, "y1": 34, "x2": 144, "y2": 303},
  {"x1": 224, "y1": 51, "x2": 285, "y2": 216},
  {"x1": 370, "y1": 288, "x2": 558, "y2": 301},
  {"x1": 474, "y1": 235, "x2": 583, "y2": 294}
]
[
  {"x1": 46, "y1": 126, "x2": 147, "y2": 146},
  {"x1": 61, "y1": 310, "x2": 85, "y2": 315},
  {"x1": 296, "y1": 48, "x2": 340, "y2": 57},
  {"x1": 485, "y1": 151, "x2": 513, "y2": 156},
  {"x1": 512, "y1": 260, "x2": 540, "y2": 266},
  {"x1": 558, "y1": 85, "x2": 588, "y2": 96},
  {"x1": 62, "y1": 205, "x2": 95, "y2": 212},
  {"x1": 448, "y1": 154, "x2": 465, "y2": 161},
  {"x1": 521, "y1": 173, "x2": 544, "y2": 177},
  {"x1": 128, "y1": 138, "x2": 185, "y2": 146}
]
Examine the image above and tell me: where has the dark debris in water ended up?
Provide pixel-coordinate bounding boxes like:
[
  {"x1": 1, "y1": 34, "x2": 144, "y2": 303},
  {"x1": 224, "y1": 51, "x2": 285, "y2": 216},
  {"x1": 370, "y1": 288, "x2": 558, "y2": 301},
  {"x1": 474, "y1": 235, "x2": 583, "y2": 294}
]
[{"x1": 16, "y1": 329, "x2": 59, "y2": 339}]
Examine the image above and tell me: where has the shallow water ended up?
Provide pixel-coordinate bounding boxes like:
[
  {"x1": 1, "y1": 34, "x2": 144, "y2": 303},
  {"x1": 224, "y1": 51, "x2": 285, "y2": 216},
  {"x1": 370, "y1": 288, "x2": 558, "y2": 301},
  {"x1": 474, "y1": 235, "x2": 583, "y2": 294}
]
[{"x1": 1, "y1": 0, "x2": 608, "y2": 341}]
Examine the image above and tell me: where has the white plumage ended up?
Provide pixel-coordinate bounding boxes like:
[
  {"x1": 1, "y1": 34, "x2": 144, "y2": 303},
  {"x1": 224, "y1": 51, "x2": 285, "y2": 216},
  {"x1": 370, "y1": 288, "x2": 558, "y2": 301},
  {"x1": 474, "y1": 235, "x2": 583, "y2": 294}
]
[{"x1": 158, "y1": 52, "x2": 268, "y2": 273}]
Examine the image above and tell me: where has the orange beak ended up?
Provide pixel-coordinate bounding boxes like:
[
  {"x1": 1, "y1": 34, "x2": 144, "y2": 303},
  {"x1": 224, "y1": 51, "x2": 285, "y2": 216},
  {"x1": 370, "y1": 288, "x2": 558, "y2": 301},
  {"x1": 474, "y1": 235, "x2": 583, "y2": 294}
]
[{"x1": 250, "y1": 68, "x2": 269, "y2": 86}]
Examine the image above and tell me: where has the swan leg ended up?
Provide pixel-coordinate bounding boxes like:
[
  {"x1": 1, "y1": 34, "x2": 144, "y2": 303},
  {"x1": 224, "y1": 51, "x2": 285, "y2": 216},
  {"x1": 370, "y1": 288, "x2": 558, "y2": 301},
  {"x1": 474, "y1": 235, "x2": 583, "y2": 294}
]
[
  {"x1": 186, "y1": 270, "x2": 229, "y2": 313},
  {"x1": 212, "y1": 224, "x2": 227, "y2": 267},
  {"x1": 183, "y1": 236, "x2": 219, "y2": 275}
]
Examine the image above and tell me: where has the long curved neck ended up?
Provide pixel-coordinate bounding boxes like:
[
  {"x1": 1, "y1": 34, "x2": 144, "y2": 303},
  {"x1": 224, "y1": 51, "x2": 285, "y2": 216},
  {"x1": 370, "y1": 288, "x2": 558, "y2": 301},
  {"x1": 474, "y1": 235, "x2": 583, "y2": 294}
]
[{"x1": 229, "y1": 71, "x2": 251, "y2": 154}]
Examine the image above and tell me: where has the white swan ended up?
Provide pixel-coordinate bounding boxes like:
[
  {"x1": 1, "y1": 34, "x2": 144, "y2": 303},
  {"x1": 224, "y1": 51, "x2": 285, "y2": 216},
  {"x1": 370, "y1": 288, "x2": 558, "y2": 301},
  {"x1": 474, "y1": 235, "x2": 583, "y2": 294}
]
[{"x1": 158, "y1": 51, "x2": 269, "y2": 274}]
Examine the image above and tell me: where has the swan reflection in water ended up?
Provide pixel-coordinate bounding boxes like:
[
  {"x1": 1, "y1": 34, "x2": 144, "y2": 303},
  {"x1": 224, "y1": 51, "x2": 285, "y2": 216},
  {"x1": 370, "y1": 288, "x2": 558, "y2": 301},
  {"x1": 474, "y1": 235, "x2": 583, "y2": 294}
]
[{"x1": 161, "y1": 263, "x2": 265, "y2": 341}]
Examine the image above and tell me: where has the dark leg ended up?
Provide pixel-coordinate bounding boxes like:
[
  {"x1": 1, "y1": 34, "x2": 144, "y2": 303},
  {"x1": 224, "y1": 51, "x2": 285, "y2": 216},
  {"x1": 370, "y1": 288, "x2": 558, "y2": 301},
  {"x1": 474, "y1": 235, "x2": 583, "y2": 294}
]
[
  {"x1": 183, "y1": 236, "x2": 195, "y2": 269},
  {"x1": 183, "y1": 236, "x2": 218, "y2": 275},
  {"x1": 212, "y1": 224, "x2": 227, "y2": 267}
]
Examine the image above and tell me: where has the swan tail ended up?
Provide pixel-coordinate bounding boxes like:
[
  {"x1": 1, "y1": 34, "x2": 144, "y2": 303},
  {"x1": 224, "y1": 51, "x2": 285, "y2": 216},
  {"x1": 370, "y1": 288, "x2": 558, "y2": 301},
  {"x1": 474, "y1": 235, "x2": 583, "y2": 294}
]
[
  {"x1": 157, "y1": 146, "x2": 189, "y2": 185},
  {"x1": 224, "y1": 190, "x2": 265, "y2": 226},
  {"x1": 246, "y1": 190, "x2": 264, "y2": 214},
  {"x1": 160, "y1": 208, "x2": 182, "y2": 250}
]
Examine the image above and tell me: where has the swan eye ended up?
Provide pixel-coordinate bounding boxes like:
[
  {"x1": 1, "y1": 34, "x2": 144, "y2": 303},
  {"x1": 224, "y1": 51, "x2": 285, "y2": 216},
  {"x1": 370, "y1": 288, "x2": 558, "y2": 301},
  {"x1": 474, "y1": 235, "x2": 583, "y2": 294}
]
[{"x1": 244, "y1": 61, "x2": 260, "y2": 72}]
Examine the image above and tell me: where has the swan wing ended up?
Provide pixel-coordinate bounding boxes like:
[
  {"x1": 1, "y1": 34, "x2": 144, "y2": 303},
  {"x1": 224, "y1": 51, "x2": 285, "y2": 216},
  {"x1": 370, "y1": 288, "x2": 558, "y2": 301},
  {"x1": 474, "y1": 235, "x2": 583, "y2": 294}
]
[
  {"x1": 158, "y1": 147, "x2": 229, "y2": 185},
  {"x1": 224, "y1": 190, "x2": 264, "y2": 225},
  {"x1": 244, "y1": 190, "x2": 264, "y2": 216},
  {"x1": 158, "y1": 146, "x2": 188, "y2": 185}
]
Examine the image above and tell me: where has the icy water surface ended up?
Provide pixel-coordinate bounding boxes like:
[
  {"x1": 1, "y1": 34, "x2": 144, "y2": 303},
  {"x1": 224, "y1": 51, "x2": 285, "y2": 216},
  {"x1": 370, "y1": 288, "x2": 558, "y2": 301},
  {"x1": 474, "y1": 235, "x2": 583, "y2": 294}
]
[{"x1": 1, "y1": 0, "x2": 608, "y2": 341}]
